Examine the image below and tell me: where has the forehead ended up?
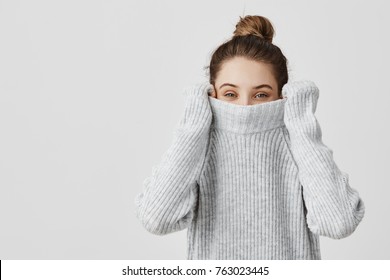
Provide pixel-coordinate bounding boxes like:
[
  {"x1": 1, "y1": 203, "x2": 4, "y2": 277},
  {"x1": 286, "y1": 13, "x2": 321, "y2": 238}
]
[{"x1": 216, "y1": 57, "x2": 276, "y2": 87}]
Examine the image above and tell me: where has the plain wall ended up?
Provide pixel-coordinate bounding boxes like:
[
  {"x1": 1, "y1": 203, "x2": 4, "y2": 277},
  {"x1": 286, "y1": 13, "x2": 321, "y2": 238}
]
[{"x1": 0, "y1": 0, "x2": 389, "y2": 259}]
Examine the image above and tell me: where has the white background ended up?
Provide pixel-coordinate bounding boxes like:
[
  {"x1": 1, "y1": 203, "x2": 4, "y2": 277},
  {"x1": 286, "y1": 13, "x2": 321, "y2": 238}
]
[{"x1": 0, "y1": 0, "x2": 388, "y2": 259}]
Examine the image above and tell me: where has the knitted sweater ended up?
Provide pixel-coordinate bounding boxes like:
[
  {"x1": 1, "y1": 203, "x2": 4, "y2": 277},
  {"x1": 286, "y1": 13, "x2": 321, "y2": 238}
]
[{"x1": 134, "y1": 80, "x2": 365, "y2": 260}]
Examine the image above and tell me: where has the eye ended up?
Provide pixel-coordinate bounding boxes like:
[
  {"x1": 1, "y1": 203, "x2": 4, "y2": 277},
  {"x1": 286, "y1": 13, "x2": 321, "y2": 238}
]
[
  {"x1": 255, "y1": 93, "x2": 268, "y2": 98},
  {"x1": 224, "y1": 92, "x2": 236, "y2": 98}
]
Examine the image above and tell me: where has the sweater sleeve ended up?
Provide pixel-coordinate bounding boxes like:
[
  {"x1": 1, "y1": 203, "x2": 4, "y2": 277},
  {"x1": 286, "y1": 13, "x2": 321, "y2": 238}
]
[
  {"x1": 282, "y1": 80, "x2": 365, "y2": 239},
  {"x1": 134, "y1": 82, "x2": 213, "y2": 235}
]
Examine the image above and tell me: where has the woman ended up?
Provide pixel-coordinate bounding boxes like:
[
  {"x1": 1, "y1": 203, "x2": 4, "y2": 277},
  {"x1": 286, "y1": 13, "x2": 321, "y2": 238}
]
[{"x1": 134, "y1": 15, "x2": 365, "y2": 260}]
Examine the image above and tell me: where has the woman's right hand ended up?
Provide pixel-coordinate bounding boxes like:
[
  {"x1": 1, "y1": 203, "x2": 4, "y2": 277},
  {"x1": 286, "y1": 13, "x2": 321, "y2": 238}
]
[
  {"x1": 178, "y1": 82, "x2": 214, "y2": 133},
  {"x1": 208, "y1": 86, "x2": 217, "y2": 98}
]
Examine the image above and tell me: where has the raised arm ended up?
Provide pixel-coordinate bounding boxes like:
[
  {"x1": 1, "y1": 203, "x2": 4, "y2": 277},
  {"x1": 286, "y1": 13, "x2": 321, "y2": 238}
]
[
  {"x1": 134, "y1": 82, "x2": 213, "y2": 235},
  {"x1": 282, "y1": 80, "x2": 365, "y2": 239}
]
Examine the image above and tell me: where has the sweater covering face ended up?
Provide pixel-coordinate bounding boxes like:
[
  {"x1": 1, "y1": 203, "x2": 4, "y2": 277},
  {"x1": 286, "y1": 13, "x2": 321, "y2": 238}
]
[
  {"x1": 134, "y1": 81, "x2": 365, "y2": 260},
  {"x1": 189, "y1": 95, "x2": 318, "y2": 260}
]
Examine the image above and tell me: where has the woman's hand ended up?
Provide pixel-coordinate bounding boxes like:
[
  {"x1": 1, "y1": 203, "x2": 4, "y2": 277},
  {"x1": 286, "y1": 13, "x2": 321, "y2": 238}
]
[
  {"x1": 178, "y1": 82, "x2": 214, "y2": 133},
  {"x1": 208, "y1": 85, "x2": 217, "y2": 98},
  {"x1": 281, "y1": 80, "x2": 320, "y2": 122}
]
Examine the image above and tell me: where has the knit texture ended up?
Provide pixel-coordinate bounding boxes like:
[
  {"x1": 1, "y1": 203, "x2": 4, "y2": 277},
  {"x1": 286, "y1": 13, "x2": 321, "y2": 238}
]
[{"x1": 134, "y1": 80, "x2": 365, "y2": 260}]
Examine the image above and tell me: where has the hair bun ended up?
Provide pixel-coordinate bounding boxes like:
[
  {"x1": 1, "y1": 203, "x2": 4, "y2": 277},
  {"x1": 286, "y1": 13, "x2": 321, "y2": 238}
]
[{"x1": 233, "y1": 15, "x2": 274, "y2": 43}]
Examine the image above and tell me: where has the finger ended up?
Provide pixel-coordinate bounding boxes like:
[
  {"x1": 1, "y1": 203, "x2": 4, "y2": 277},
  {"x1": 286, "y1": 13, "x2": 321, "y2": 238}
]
[{"x1": 208, "y1": 91, "x2": 215, "y2": 97}]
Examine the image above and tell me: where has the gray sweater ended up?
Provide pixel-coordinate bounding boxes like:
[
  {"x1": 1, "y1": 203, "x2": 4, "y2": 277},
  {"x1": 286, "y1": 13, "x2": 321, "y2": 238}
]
[{"x1": 134, "y1": 80, "x2": 365, "y2": 260}]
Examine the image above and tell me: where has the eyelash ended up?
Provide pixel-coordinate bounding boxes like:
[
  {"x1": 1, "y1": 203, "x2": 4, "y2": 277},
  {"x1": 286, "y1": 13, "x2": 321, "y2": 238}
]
[{"x1": 224, "y1": 92, "x2": 268, "y2": 98}]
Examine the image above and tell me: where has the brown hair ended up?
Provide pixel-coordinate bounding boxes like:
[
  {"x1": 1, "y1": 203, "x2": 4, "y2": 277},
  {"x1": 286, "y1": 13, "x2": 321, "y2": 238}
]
[{"x1": 205, "y1": 15, "x2": 289, "y2": 97}]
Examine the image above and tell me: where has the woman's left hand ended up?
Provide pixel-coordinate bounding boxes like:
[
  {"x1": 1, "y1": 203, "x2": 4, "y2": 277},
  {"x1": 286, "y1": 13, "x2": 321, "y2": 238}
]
[{"x1": 282, "y1": 80, "x2": 320, "y2": 122}]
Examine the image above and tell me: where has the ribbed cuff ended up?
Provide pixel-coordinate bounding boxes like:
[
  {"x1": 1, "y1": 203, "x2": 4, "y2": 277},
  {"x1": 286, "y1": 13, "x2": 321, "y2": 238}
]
[
  {"x1": 282, "y1": 80, "x2": 320, "y2": 122},
  {"x1": 177, "y1": 82, "x2": 213, "y2": 132}
]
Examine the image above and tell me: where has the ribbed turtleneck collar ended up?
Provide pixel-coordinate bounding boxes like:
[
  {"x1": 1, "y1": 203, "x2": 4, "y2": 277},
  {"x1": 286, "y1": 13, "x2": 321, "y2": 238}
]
[{"x1": 208, "y1": 96, "x2": 287, "y2": 134}]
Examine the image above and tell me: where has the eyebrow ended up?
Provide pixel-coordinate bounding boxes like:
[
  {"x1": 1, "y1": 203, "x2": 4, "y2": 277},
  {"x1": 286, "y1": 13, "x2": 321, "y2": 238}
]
[{"x1": 219, "y1": 83, "x2": 273, "y2": 90}]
